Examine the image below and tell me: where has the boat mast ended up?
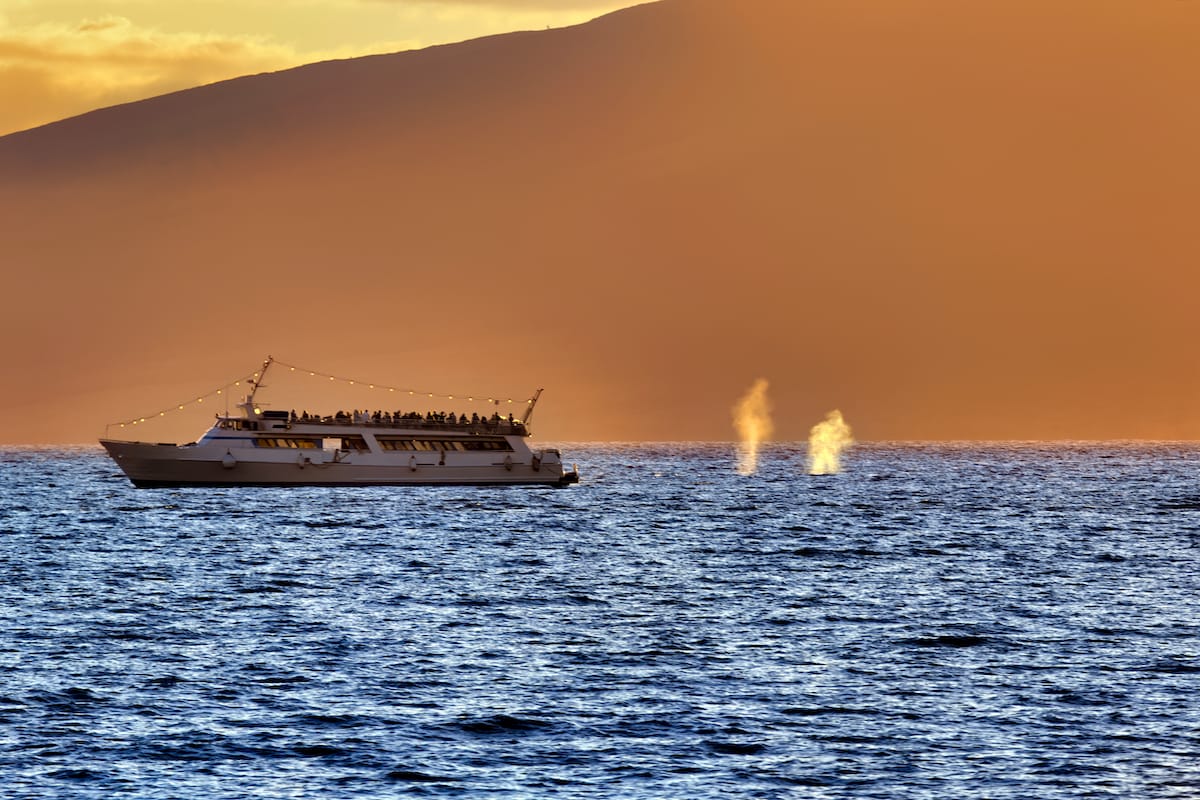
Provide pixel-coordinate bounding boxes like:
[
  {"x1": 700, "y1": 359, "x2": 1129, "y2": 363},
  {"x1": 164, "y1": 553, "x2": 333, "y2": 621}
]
[
  {"x1": 248, "y1": 356, "x2": 273, "y2": 406},
  {"x1": 521, "y1": 388, "x2": 544, "y2": 428},
  {"x1": 239, "y1": 355, "x2": 273, "y2": 416}
]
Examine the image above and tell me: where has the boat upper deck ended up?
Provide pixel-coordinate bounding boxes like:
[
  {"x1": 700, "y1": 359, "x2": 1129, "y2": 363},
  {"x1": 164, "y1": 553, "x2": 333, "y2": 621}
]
[{"x1": 219, "y1": 409, "x2": 529, "y2": 437}]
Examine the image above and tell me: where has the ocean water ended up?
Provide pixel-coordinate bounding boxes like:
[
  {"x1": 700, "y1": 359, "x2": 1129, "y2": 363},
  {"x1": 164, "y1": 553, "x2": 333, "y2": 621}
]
[{"x1": 2, "y1": 442, "x2": 1199, "y2": 799}]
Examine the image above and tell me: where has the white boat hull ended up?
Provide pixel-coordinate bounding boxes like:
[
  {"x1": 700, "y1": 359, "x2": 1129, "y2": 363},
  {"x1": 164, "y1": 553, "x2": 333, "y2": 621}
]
[{"x1": 100, "y1": 439, "x2": 578, "y2": 488}]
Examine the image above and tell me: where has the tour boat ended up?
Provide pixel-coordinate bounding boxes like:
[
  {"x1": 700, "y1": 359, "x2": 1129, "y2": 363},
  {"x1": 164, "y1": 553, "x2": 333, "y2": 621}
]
[{"x1": 100, "y1": 357, "x2": 580, "y2": 488}]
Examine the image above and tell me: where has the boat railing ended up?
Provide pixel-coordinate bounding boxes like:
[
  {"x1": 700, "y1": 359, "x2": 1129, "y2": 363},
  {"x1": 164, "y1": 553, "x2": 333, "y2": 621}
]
[{"x1": 286, "y1": 416, "x2": 528, "y2": 436}]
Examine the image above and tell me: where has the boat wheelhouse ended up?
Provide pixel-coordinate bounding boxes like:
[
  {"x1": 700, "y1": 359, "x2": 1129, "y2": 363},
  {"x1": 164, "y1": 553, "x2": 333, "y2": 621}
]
[{"x1": 100, "y1": 357, "x2": 579, "y2": 488}]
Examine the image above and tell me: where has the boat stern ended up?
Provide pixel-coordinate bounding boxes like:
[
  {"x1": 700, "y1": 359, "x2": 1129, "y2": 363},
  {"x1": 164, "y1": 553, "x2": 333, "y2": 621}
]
[{"x1": 558, "y1": 465, "x2": 581, "y2": 486}]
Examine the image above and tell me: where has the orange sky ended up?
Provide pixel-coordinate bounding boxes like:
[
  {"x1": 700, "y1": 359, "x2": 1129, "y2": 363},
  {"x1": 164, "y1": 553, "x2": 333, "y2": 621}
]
[
  {"x1": 2, "y1": 0, "x2": 1199, "y2": 444},
  {"x1": 0, "y1": 0, "x2": 637, "y2": 135}
]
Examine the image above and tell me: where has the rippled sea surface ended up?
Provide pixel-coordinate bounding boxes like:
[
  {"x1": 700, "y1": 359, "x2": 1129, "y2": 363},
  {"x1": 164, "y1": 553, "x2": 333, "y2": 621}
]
[{"x1": 3, "y1": 443, "x2": 1200, "y2": 799}]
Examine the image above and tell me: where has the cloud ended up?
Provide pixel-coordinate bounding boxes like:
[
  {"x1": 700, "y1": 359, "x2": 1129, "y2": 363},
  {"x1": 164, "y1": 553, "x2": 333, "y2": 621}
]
[
  {"x1": 373, "y1": 0, "x2": 636, "y2": 28},
  {"x1": 0, "y1": 14, "x2": 415, "y2": 135},
  {"x1": 378, "y1": 0, "x2": 628, "y2": 9},
  {"x1": 375, "y1": 0, "x2": 635, "y2": 47}
]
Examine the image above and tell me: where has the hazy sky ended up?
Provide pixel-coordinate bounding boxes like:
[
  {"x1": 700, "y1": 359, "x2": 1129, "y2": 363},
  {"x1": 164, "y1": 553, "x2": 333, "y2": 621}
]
[
  {"x1": 2, "y1": 0, "x2": 1197, "y2": 444},
  {"x1": 0, "y1": 0, "x2": 638, "y2": 135}
]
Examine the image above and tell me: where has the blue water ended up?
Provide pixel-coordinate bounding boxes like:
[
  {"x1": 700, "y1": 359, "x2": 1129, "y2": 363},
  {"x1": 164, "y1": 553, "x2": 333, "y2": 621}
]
[{"x1": 2, "y1": 443, "x2": 1199, "y2": 798}]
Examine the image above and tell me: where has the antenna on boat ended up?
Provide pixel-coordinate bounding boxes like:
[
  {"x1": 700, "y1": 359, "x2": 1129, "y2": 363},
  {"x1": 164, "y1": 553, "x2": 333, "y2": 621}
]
[{"x1": 522, "y1": 389, "x2": 544, "y2": 428}]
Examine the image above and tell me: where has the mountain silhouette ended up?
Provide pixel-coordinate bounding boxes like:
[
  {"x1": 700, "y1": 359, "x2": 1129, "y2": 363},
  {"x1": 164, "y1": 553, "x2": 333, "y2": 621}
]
[{"x1": 2, "y1": 0, "x2": 1198, "y2": 443}]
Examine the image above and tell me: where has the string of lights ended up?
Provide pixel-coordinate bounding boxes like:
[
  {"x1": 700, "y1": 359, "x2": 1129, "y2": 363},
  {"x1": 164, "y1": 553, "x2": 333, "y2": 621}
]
[
  {"x1": 106, "y1": 371, "x2": 262, "y2": 432},
  {"x1": 105, "y1": 358, "x2": 526, "y2": 434},
  {"x1": 271, "y1": 360, "x2": 523, "y2": 408}
]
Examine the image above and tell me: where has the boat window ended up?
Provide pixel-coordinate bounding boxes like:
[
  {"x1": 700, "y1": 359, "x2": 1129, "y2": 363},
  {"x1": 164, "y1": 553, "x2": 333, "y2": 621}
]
[
  {"x1": 461, "y1": 439, "x2": 513, "y2": 452},
  {"x1": 340, "y1": 436, "x2": 371, "y2": 452},
  {"x1": 254, "y1": 438, "x2": 320, "y2": 448}
]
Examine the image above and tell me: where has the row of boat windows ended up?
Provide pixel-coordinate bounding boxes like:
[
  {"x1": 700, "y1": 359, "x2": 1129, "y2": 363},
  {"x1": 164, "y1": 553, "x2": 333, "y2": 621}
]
[
  {"x1": 378, "y1": 439, "x2": 513, "y2": 452},
  {"x1": 250, "y1": 437, "x2": 513, "y2": 452}
]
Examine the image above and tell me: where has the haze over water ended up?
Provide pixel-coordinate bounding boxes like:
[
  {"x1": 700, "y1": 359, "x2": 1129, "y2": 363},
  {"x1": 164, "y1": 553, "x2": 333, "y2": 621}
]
[{"x1": 3, "y1": 443, "x2": 1199, "y2": 798}]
